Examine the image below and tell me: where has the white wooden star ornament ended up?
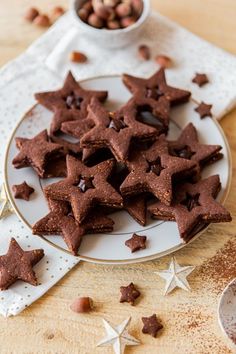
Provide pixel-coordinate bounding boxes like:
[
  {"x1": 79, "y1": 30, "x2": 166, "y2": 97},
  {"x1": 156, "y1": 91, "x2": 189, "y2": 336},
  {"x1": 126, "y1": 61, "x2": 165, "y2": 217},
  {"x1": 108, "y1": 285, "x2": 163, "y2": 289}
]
[
  {"x1": 155, "y1": 257, "x2": 195, "y2": 295},
  {"x1": 0, "y1": 183, "x2": 14, "y2": 220},
  {"x1": 97, "y1": 317, "x2": 140, "y2": 354}
]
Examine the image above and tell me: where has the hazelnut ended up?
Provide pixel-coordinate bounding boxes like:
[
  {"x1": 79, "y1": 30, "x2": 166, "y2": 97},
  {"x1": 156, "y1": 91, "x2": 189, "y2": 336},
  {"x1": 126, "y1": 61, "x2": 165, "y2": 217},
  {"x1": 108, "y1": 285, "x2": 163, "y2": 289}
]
[
  {"x1": 122, "y1": 0, "x2": 132, "y2": 3},
  {"x1": 107, "y1": 19, "x2": 120, "y2": 29},
  {"x1": 131, "y1": 0, "x2": 143, "y2": 16},
  {"x1": 155, "y1": 55, "x2": 172, "y2": 68},
  {"x1": 69, "y1": 51, "x2": 88, "y2": 63},
  {"x1": 82, "y1": 0, "x2": 93, "y2": 12},
  {"x1": 24, "y1": 7, "x2": 39, "y2": 22},
  {"x1": 104, "y1": 0, "x2": 120, "y2": 7},
  {"x1": 51, "y1": 6, "x2": 65, "y2": 21},
  {"x1": 88, "y1": 13, "x2": 104, "y2": 28},
  {"x1": 115, "y1": 3, "x2": 131, "y2": 18},
  {"x1": 93, "y1": 1, "x2": 115, "y2": 21},
  {"x1": 78, "y1": 8, "x2": 90, "y2": 22},
  {"x1": 120, "y1": 16, "x2": 136, "y2": 28},
  {"x1": 70, "y1": 297, "x2": 93, "y2": 313},
  {"x1": 138, "y1": 45, "x2": 151, "y2": 60},
  {"x1": 33, "y1": 14, "x2": 50, "y2": 27}
]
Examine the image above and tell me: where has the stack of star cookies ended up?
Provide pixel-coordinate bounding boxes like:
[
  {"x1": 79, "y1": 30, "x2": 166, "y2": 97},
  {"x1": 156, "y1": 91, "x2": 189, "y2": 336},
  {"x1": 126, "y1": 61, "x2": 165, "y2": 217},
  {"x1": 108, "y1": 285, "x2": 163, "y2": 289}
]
[{"x1": 12, "y1": 69, "x2": 232, "y2": 255}]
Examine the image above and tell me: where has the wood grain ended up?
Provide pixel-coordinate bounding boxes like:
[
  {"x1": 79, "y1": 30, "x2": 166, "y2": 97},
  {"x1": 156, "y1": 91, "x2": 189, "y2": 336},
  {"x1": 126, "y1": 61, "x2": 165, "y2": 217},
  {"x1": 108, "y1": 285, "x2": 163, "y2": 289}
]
[{"x1": 0, "y1": 0, "x2": 236, "y2": 353}]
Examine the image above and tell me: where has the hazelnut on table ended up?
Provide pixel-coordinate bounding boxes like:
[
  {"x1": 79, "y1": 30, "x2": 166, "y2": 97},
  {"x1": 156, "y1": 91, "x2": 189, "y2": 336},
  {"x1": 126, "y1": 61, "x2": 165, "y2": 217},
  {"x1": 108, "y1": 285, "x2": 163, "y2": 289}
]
[
  {"x1": 24, "y1": 7, "x2": 39, "y2": 22},
  {"x1": 51, "y1": 6, "x2": 65, "y2": 22},
  {"x1": 70, "y1": 297, "x2": 93, "y2": 313},
  {"x1": 33, "y1": 14, "x2": 50, "y2": 27}
]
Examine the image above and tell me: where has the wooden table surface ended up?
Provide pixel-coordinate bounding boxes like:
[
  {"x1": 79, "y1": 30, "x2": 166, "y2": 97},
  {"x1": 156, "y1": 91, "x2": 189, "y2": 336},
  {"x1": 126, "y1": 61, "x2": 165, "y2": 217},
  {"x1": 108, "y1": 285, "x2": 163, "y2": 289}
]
[{"x1": 0, "y1": 1, "x2": 236, "y2": 353}]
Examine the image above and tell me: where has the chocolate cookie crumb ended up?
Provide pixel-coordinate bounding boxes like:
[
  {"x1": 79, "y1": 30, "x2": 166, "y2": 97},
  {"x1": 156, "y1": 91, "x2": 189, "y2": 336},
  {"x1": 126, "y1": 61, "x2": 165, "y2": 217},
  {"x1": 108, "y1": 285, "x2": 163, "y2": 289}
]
[
  {"x1": 142, "y1": 314, "x2": 163, "y2": 337},
  {"x1": 125, "y1": 233, "x2": 147, "y2": 253},
  {"x1": 192, "y1": 73, "x2": 209, "y2": 87},
  {"x1": 120, "y1": 282, "x2": 140, "y2": 305},
  {"x1": 195, "y1": 102, "x2": 213, "y2": 119},
  {"x1": 12, "y1": 181, "x2": 34, "y2": 201}
]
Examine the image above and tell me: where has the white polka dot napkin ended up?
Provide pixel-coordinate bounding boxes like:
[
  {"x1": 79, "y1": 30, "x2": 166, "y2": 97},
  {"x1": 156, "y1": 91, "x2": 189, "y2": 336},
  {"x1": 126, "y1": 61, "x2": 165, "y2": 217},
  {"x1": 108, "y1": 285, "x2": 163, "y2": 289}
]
[
  {"x1": 0, "y1": 66, "x2": 80, "y2": 317},
  {"x1": 0, "y1": 10, "x2": 236, "y2": 317}
]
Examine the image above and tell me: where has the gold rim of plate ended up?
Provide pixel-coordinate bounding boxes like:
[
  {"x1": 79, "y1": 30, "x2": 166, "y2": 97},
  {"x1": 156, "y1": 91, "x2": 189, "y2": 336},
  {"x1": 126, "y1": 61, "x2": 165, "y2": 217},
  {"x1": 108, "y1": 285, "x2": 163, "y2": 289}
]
[{"x1": 3, "y1": 75, "x2": 233, "y2": 264}]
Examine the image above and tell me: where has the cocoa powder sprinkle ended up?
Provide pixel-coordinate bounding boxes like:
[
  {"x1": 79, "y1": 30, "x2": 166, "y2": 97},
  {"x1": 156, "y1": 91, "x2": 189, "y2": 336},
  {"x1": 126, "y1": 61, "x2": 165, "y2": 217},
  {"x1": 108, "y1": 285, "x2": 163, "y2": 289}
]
[{"x1": 197, "y1": 239, "x2": 236, "y2": 293}]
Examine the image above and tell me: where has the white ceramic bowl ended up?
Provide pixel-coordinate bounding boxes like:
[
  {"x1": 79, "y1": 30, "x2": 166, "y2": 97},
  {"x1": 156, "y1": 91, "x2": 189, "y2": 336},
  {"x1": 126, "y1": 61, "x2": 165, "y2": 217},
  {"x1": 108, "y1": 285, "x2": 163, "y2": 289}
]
[{"x1": 70, "y1": 0, "x2": 150, "y2": 48}]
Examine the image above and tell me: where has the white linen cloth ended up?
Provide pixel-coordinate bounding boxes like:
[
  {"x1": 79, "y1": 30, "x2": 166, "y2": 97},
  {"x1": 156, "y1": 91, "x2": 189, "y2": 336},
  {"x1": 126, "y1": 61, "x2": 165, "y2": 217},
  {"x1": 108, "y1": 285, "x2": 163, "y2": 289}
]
[{"x1": 0, "y1": 10, "x2": 236, "y2": 317}]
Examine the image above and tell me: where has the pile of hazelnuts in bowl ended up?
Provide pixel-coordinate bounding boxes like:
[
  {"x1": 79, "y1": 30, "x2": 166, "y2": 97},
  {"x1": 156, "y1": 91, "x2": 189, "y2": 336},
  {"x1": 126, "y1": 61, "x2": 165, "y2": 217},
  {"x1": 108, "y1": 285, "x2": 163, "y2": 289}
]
[
  {"x1": 78, "y1": 0, "x2": 144, "y2": 29},
  {"x1": 71, "y1": 0, "x2": 149, "y2": 48}
]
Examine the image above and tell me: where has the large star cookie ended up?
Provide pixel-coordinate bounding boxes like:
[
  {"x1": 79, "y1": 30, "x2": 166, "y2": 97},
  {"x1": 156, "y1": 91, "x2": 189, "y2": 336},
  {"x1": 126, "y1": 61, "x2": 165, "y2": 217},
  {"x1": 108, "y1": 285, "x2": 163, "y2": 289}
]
[
  {"x1": 0, "y1": 238, "x2": 44, "y2": 290},
  {"x1": 12, "y1": 130, "x2": 63, "y2": 178},
  {"x1": 122, "y1": 68, "x2": 191, "y2": 131},
  {"x1": 80, "y1": 97, "x2": 157, "y2": 162},
  {"x1": 44, "y1": 155, "x2": 123, "y2": 224},
  {"x1": 35, "y1": 71, "x2": 108, "y2": 134},
  {"x1": 148, "y1": 175, "x2": 232, "y2": 241},
  {"x1": 120, "y1": 135, "x2": 196, "y2": 205},
  {"x1": 33, "y1": 199, "x2": 114, "y2": 255},
  {"x1": 168, "y1": 123, "x2": 223, "y2": 177}
]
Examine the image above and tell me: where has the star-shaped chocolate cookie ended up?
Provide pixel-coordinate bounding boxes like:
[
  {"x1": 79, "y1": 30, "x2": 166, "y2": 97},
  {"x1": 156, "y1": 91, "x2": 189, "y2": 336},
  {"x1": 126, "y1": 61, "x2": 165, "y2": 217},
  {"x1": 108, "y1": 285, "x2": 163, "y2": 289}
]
[
  {"x1": 120, "y1": 282, "x2": 141, "y2": 305},
  {"x1": 148, "y1": 175, "x2": 232, "y2": 241},
  {"x1": 120, "y1": 135, "x2": 196, "y2": 205},
  {"x1": 44, "y1": 135, "x2": 83, "y2": 178},
  {"x1": 122, "y1": 68, "x2": 191, "y2": 131},
  {"x1": 50, "y1": 135, "x2": 82, "y2": 155},
  {"x1": 12, "y1": 181, "x2": 34, "y2": 201},
  {"x1": 168, "y1": 123, "x2": 223, "y2": 176},
  {"x1": 142, "y1": 314, "x2": 163, "y2": 337},
  {"x1": 192, "y1": 73, "x2": 209, "y2": 87},
  {"x1": 80, "y1": 98, "x2": 157, "y2": 162},
  {"x1": 35, "y1": 71, "x2": 108, "y2": 134},
  {"x1": 127, "y1": 96, "x2": 170, "y2": 134},
  {"x1": 123, "y1": 68, "x2": 191, "y2": 106},
  {"x1": 0, "y1": 238, "x2": 44, "y2": 290},
  {"x1": 124, "y1": 195, "x2": 147, "y2": 226},
  {"x1": 61, "y1": 117, "x2": 95, "y2": 139},
  {"x1": 44, "y1": 155, "x2": 123, "y2": 224},
  {"x1": 33, "y1": 199, "x2": 114, "y2": 255},
  {"x1": 195, "y1": 102, "x2": 213, "y2": 119},
  {"x1": 101, "y1": 167, "x2": 147, "y2": 226},
  {"x1": 43, "y1": 157, "x2": 68, "y2": 179},
  {"x1": 12, "y1": 130, "x2": 63, "y2": 178},
  {"x1": 125, "y1": 233, "x2": 147, "y2": 253},
  {"x1": 61, "y1": 117, "x2": 97, "y2": 162}
]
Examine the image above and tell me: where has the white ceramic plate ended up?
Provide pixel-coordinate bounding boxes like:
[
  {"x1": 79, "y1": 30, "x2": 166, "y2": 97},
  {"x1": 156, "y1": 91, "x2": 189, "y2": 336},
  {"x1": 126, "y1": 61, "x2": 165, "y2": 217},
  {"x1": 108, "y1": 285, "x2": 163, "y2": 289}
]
[
  {"x1": 4, "y1": 76, "x2": 231, "y2": 264},
  {"x1": 218, "y1": 278, "x2": 236, "y2": 349}
]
